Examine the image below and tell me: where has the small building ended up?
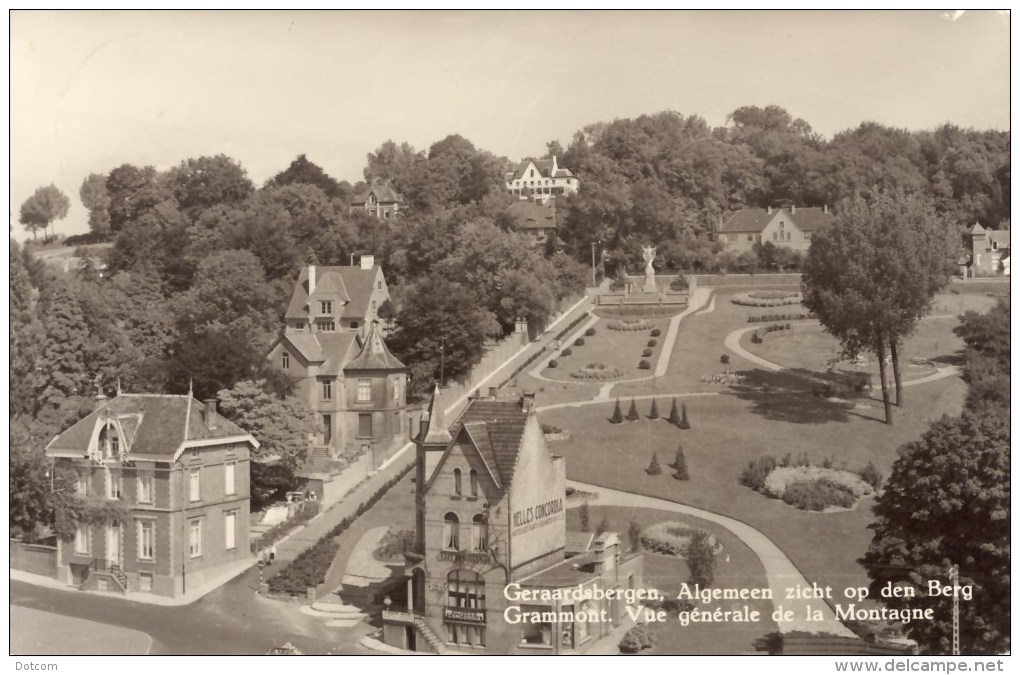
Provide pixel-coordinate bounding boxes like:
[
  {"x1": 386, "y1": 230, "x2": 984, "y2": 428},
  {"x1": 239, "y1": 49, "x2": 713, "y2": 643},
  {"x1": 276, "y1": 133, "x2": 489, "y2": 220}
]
[
  {"x1": 381, "y1": 388, "x2": 643, "y2": 654},
  {"x1": 506, "y1": 197, "x2": 558, "y2": 248},
  {"x1": 351, "y1": 181, "x2": 404, "y2": 219},
  {"x1": 964, "y1": 222, "x2": 1010, "y2": 277},
  {"x1": 718, "y1": 205, "x2": 833, "y2": 253},
  {"x1": 267, "y1": 257, "x2": 407, "y2": 465},
  {"x1": 44, "y1": 393, "x2": 258, "y2": 598},
  {"x1": 505, "y1": 156, "x2": 579, "y2": 198}
]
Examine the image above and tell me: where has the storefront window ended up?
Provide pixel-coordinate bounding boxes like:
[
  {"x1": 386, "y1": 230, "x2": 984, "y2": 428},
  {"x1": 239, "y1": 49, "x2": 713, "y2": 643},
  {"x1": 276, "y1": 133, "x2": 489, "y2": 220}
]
[{"x1": 520, "y1": 606, "x2": 552, "y2": 645}]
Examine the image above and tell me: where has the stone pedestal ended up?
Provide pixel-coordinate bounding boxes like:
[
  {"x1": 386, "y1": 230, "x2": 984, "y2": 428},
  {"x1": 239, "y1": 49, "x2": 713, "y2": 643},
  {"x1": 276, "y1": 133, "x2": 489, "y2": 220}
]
[{"x1": 643, "y1": 274, "x2": 657, "y2": 293}]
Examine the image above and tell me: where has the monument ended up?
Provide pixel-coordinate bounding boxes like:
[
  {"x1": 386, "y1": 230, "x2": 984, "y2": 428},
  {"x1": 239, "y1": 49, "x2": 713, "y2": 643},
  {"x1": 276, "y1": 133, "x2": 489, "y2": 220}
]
[{"x1": 642, "y1": 245, "x2": 657, "y2": 293}]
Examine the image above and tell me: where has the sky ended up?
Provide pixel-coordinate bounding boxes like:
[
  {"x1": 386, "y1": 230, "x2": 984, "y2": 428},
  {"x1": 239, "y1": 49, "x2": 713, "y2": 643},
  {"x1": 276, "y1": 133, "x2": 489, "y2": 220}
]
[{"x1": 8, "y1": 9, "x2": 1012, "y2": 238}]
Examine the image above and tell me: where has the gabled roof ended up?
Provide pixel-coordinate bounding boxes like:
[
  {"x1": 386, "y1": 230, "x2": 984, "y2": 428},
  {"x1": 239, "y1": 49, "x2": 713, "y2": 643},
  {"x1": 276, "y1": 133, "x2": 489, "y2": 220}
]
[
  {"x1": 352, "y1": 181, "x2": 403, "y2": 204},
  {"x1": 507, "y1": 199, "x2": 557, "y2": 231},
  {"x1": 344, "y1": 321, "x2": 406, "y2": 372},
  {"x1": 280, "y1": 332, "x2": 325, "y2": 363},
  {"x1": 46, "y1": 394, "x2": 254, "y2": 459},
  {"x1": 285, "y1": 265, "x2": 382, "y2": 322},
  {"x1": 566, "y1": 531, "x2": 594, "y2": 555},
  {"x1": 969, "y1": 222, "x2": 987, "y2": 235},
  {"x1": 418, "y1": 385, "x2": 452, "y2": 446},
  {"x1": 449, "y1": 400, "x2": 529, "y2": 487},
  {"x1": 987, "y1": 230, "x2": 1010, "y2": 249},
  {"x1": 718, "y1": 207, "x2": 833, "y2": 234},
  {"x1": 507, "y1": 157, "x2": 573, "y2": 182},
  {"x1": 317, "y1": 332, "x2": 360, "y2": 376}
]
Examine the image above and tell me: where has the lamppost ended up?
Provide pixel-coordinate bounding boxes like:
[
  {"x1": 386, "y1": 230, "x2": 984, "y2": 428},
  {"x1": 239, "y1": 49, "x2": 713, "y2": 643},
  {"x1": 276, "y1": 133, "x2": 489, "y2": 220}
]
[
  {"x1": 591, "y1": 242, "x2": 598, "y2": 288},
  {"x1": 439, "y1": 337, "x2": 446, "y2": 388}
]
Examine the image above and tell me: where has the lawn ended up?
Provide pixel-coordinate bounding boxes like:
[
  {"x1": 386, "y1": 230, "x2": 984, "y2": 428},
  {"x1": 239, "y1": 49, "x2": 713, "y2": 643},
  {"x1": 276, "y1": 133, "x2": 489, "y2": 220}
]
[
  {"x1": 566, "y1": 505, "x2": 777, "y2": 655},
  {"x1": 542, "y1": 317, "x2": 669, "y2": 382}
]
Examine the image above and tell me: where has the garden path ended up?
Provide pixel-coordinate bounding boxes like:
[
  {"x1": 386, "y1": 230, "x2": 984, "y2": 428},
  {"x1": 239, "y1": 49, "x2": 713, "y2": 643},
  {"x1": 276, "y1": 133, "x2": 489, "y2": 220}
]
[{"x1": 568, "y1": 480, "x2": 858, "y2": 638}]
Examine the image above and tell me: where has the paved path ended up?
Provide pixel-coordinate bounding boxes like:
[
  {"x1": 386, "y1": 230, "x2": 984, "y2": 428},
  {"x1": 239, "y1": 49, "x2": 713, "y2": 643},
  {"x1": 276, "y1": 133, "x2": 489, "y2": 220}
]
[
  {"x1": 655, "y1": 287, "x2": 712, "y2": 376},
  {"x1": 11, "y1": 605, "x2": 153, "y2": 655},
  {"x1": 568, "y1": 480, "x2": 856, "y2": 637}
]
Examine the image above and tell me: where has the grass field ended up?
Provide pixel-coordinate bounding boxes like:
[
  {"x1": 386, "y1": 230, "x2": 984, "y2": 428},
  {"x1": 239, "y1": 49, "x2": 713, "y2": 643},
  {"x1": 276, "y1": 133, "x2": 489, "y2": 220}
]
[
  {"x1": 542, "y1": 317, "x2": 669, "y2": 382},
  {"x1": 566, "y1": 505, "x2": 777, "y2": 655}
]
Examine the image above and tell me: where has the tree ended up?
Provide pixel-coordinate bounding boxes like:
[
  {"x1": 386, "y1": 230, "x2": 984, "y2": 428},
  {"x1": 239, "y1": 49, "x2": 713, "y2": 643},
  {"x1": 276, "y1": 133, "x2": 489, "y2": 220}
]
[
  {"x1": 860, "y1": 411, "x2": 1009, "y2": 654},
  {"x1": 628, "y1": 521, "x2": 642, "y2": 552},
  {"x1": 686, "y1": 532, "x2": 716, "y2": 588},
  {"x1": 802, "y1": 192, "x2": 956, "y2": 422},
  {"x1": 79, "y1": 173, "x2": 111, "y2": 235},
  {"x1": 579, "y1": 501, "x2": 590, "y2": 532},
  {"x1": 19, "y1": 184, "x2": 70, "y2": 240},
  {"x1": 37, "y1": 279, "x2": 90, "y2": 410},
  {"x1": 647, "y1": 398, "x2": 660, "y2": 419},
  {"x1": 596, "y1": 516, "x2": 610, "y2": 537},
  {"x1": 626, "y1": 399, "x2": 640, "y2": 422},
  {"x1": 217, "y1": 380, "x2": 318, "y2": 470},
  {"x1": 954, "y1": 298, "x2": 1009, "y2": 416},
  {"x1": 9, "y1": 418, "x2": 54, "y2": 538},
  {"x1": 105, "y1": 164, "x2": 169, "y2": 233},
  {"x1": 610, "y1": 398, "x2": 624, "y2": 424},
  {"x1": 672, "y1": 445, "x2": 689, "y2": 480},
  {"x1": 667, "y1": 398, "x2": 681, "y2": 426},
  {"x1": 679, "y1": 403, "x2": 690, "y2": 429},
  {"x1": 10, "y1": 241, "x2": 44, "y2": 416},
  {"x1": 268, "y1": 154, "x2": 346, "y2": 199},
  {"x1": 166, "y1": 155, "x2": 255, "y2": 221},
  {"x1": 646, "y1": 452, "x2": 662, "y2": 475}
]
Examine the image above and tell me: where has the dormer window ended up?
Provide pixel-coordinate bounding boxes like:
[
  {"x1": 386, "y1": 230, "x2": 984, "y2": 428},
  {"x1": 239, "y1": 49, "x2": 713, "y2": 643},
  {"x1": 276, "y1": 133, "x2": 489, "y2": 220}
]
[{"x1": 321, "y1": 300, "x2": 333, "y2": 315}]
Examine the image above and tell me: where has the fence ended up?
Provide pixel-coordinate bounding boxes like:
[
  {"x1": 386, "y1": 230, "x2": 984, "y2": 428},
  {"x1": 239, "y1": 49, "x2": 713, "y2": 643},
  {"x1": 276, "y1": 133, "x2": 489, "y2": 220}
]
[{"x1": 10, "y1": 539, "x2": 58, "y2": 578}]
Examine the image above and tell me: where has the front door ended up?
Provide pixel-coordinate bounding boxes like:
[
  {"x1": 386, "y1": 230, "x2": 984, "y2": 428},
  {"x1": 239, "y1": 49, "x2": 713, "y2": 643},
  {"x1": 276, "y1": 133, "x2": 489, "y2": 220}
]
[{"x1": 107, "y1": 525, "x2": 121, "y2": 565}]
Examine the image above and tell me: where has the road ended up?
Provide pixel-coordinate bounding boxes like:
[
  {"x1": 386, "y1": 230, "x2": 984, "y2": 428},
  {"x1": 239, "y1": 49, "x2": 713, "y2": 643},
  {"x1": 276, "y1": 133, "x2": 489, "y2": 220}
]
[{"x1": 10, "y1": 566, "x2": 373, "y2": 655}]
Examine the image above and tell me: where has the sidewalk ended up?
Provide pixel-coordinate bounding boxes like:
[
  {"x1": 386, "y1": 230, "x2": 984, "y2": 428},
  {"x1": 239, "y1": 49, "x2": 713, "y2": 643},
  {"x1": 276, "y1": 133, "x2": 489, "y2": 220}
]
[{"x1": 10, "y1": 556, "x2": 256, "y2": 607}]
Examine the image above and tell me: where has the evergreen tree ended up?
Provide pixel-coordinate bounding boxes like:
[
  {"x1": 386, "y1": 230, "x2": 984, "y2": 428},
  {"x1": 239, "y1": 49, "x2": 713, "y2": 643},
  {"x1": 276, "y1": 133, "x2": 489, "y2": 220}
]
[
  {"x1": 628, "y1": 521, "x2": 643, "y2": 552},
  {"x1": 648, "y1": 398, "x2": 660, "y2": 419},
  {"x1": 686, "y1": 532, "x2": 716, "y2": 588},
  {"x1": 626, "y1": 398, "x2": 640, "y2": 421},
  {"x1": 673, "y1": 445, "x2": 690, "y2": 480},
  {"x1": 610, "y1": 398, "x2": 624, "y2": 424},
  {"x1": 579, "y1": 501, "x2": 590, "y2": 532},
  {"x1": 668, "y1": 397, "x2": 682, "y2": 426},
  {"x1": 596, "y1": 516, "x2": 610, "y2": 536},
  {"x1": 38, "y1": 280, "x2": 90, "y2": 410},
  {"x1": 646, "y1": 452, "x2": 662, "y2": 475},
  {"x1": 679, "y1": 402, "x2": 691, "y2": 429},
  {"x1": 10, "y1": 242, "x2": 44, "y2": 416}
]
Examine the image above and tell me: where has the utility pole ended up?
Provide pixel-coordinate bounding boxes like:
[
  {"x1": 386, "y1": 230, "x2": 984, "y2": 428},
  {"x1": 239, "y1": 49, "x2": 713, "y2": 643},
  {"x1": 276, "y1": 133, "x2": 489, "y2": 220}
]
[
  {"x1": 949, "y1": 564, "x2": 960, "y2": 656},
  {"x1": 591, "y1": 242, "x2": 597, "y2": 288}
]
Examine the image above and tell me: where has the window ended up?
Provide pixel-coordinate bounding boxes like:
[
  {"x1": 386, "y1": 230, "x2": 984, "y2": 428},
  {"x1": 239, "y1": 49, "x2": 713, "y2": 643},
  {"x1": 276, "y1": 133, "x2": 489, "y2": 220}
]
[
  {"x1": 137, "y1": 521, "x2": 154, "y2": 560},
  {"x1": 443, "y1": 513, "x2": 460, "y2": 550},
  {"x1": 351, "y1": 321, "x2": 359, "y2": 329},
  {"x1": 393, "y1": 381, "x2": 401, "y2": 402},
  {"x1": 804, "y1": 233, "x2": 812, "y2": 241},
  {"x1": 529, "y1": 169, "x2": 534, "y2": 177},
  {"x1": 322, "y1": 414, "x2": 332, "y2": 444},
  {"x1": 453, "y1": 468, "x2": 462, "y2": 495},
  {"x1": 371, "y1": 300, "x2": 377, "y2": 311},
  {"x1": 470, "y1": 469, "x2": 478, "y2": 497},
  {"x1": 139, "y1": 573, "x2": 153, "y2": 593},
  {"x1": 137, "y1": 472, "x2": 153, "y2": 504},
  {"x1": 358, "y1": 413, "x2": 373, "y2": 438},
  {"x1": 295, "y1": 322, "x2": 305, "y2": 330},
  {"x1": 74, "y1": 527, "x2": 89, "y2": 555},
  {"x1": 110, "y1": 433, "x2": 120, "y2": 458},
  {"x1": 786, "y1": 231, "x2": 791, "y2": 241},
  {"x1": 189, "y1": 519, "x2": 202, "y2": 558},
  {"x1": 108, "y1": 469, "x2": 122, "y2": 500},
  {"x1": 746, "y1": 234, "x2": 753, "y2": 242},
  {"x1": 189, "y1": 468, "x2": 201, "y2": 502},
  {"x1": 393, "y1": 411, "x2": 400, "y2": 437},
  {"x1": 224, "y1": 511, "x2": 237, "y2": 550},
  {"x1": 282, "y1": 352, "x2": 290, "y2": 369},
  {"x1": 472, "y1": 514, "x2": 487, "y2": 551},
  {"x1": 521, "y1": 605, "x2": 552, "y2": 645},
  {"x1": 318, "y1": 320, "x2": 335, "y2": 332},
  {"x1": 320, "y1": 300, "x2": 332, "y2": 314},
  {"x1": 357, "y1": 379, "x2": 371, "y2": 402},
  {"x1": 225, "y1": 463, "x2": 236, "y2": 496},
  {"x1": 773, "y1": 232, "x2": 778, "y2": 241},
  {"x1": 377, "y1": 281, "x2": 382, "y2": 289},
  {"x1": 321, "y1": 379, "x2": 332, "y2": 401}
]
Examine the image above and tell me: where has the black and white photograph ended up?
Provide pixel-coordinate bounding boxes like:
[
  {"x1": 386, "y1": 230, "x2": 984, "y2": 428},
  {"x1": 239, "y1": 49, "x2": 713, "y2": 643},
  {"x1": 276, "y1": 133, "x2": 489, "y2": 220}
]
[{"x1": 7, "y1": 9, "x2": 1011, "y2": 667}]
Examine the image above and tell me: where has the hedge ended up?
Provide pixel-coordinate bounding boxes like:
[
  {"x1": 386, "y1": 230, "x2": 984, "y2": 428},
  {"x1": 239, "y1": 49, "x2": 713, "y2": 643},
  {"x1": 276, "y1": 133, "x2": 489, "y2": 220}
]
[{"x1": 250, "y1": 500, "x2": 321, "y2": 553}]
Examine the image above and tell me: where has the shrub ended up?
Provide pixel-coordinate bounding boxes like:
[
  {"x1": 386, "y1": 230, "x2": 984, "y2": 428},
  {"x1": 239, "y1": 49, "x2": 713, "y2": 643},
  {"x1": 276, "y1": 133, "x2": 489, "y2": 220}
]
[
  {"x1": 541, "y1": 423, "x2": 563, "y2": 435},
  {"x1": 650, "y1": 328, "x2": 662, "y2": 337},
  {"x1": 763, "y1": 466, "x2": 873, "y2": 500},
  {"x1": 646, "y1": 452, "x2": 662, "y2": 475},
  {"x1": 585, "y1": 327, "x2": 596, "y2": 336},
  {"x1": 732, "y1": 291, "x2": 803, "y2": 307},
  {"x1": 668, "y1": 398, "x2": 681, "y2": 426},
  {"x1": 626, "y1": 399, "x2": 640, "y2": 421},
  {"x1": 740, "y1": 455, "x2": 779, "y2": 491},
  {"x1": 859, "y1": 461, "x2": 883, "y2": 490},
  {"x1": 648, "y1": 399, "x2": 660, "y2": 419},
  {"x1": 571, "y1": 363, "x2": 625, "y2": 380},
  {"x1": 748, "y1": 290, "x2": 799, "y2": 300},
  {"x1": 639, "y1": 521, "x2": 709, "y2": 556},
  {"x1": 548, "y1": 359, "x2": 558, "y2": 368},
  {"x1": 670, "y1": 275, "x2": 689, "y2": 291},
  {"x1": 561, "y1": 347, "x2": 572, "y2": 357},
  {"x1": 638, "y1": 359, "x2": 651, "y2": 369},
  {"x1": 574, "y1": 337, "x2": 585, "y2": 346},
  {"x1": 782, "y1": 480, "x2": 857, "y2": 511},
  {"x1": 672, "y1": 445, "x2": 689, "y2": 480},
  {"x1": 686, "y1": 531, "x2": 716, "y2": 587},
  {"x1": 610, "y1": 399, "x2": 624, "y2": 424},
  {"x1": 679, "y1": 403, "x2": 690, "y2": 429},
  {"x1": 720, "y1": 354, "x2": 730, "y2": 364},
  {"x1": 607, "y1": 319, "x2": 654, "y2": 331},
  {"x1": 641, "y1": 348, "x2": 653, "y2": 358},
  {"x1": 647, "y1": 339, "x2": 657, "y2": 347},
  {"x1": 619, "y1": 623, "x2": 657, "y2": 654}
]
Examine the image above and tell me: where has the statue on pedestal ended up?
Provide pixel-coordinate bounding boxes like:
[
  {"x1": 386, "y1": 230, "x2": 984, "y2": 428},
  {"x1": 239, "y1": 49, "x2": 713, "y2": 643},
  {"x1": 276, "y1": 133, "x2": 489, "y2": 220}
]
[{"x1": 642, "y1": 245, "x2": 657, "y2": 293}]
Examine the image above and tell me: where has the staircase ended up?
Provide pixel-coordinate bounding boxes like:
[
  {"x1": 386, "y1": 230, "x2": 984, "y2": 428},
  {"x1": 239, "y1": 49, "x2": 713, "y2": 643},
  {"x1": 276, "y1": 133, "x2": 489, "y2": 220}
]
[
  {"x1": 412, "y1": 615, "x2": 449, "y2": 655},
  {"x1": 298, "y1": 596, "x2": 369, "y2": 628},
  {"x1": 87, "y1": 559, "x2": 128, "y2": 593}
]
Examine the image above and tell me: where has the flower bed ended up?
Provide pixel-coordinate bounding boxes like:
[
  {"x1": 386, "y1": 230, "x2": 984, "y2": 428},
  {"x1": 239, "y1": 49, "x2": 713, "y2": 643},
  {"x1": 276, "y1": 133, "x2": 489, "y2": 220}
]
[
  {"x1": 732, "y1": 291, "x2": 803, "y2": 307},
  {"x1": 747, "y1": 312, "x2": 814, "y2": 323},
  {"x1": 607, "y1": 319, "x2": 654, "y2": 331},
  {"x1": 763, "y1": 466, "x2": 874, "y2": 500},
  {"x1": 739, "y1": 458, "x2": 876, "y2": 512},
  {"x1": 640, "y1": 521, "x2": 716, "y2": 556},
  {"x1": 701, "y1": 372, "x2": 747, "y2": 385},
  {"x1": 571, "y1": 362, "x2": 625, "y2": 380}
]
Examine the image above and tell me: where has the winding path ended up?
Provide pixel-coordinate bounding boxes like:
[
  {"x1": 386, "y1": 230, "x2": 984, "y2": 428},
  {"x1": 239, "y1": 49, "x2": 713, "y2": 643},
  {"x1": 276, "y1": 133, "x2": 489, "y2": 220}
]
[{"x1": 568, "y1": 480, "x2": 856, "y2": 637}]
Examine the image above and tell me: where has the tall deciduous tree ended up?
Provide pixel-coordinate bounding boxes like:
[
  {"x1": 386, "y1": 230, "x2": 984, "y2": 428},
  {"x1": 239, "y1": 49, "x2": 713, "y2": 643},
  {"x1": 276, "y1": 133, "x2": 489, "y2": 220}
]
[
  {"x1": 10, "y1": 241, "x2": 44, "y2": 416},
  {"x1": 268, "y1": 154, "x2": 347, "y2": 200},
  {"x1": 106, "y1": 164, "x2": 169, "y2": 233},
  {"x1": 19, "y1": 184, "x2": 70, "y2": 240},
  {"x1": 217, "y1": 379, "x2": 318, "y2": 470},
  {"x1": 38, "y1": 279, "x2": 90, "y2": 409},
  {"x1": 79, "y1": 173, "x2": 111, "y2": 235},
  {"x1": 166, "y1": 155, "x2": 254, "y2": 221},
  {"x1": 954, "y1": 298, "x2": 1010, "y2": 416},
  {"x1": 860, "y1": 411, "x2": 1009, "y2": 654}
]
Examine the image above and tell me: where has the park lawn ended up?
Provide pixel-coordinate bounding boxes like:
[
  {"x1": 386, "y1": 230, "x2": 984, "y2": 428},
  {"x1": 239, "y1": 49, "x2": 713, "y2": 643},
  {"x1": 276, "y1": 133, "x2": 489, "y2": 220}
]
[
  {"x1": 540, "y1": 376, "x2": 967, "y2": 601},
  {"x1": 565, "y1": 505, "x2": 777, "y2": 655},
  {"x1": 542, "y1": 317, "x2": 669, "y2": 382},
  {"x1": 930, "y1": 291, "x2": 1000, "y2": 315}
]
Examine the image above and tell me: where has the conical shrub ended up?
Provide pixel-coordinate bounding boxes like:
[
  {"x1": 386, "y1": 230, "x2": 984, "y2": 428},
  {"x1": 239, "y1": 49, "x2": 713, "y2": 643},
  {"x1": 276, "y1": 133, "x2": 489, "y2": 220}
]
[
  {"x1": 610, "y1": 398, "x2": 624, "y2": 424},
  {"x1": 626, "y1": 398, "x2": 640, "y2": 422}
]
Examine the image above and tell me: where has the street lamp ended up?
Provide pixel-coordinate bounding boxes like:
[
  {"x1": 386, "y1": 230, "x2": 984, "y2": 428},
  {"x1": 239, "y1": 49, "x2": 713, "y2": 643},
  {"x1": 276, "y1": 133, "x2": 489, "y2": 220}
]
[
  {"x1": 591, "y1": 241, "x2": 601, "y2": 288},
  {"x1": 439, "y1": 337, "x2": 446, "y2": 388}
]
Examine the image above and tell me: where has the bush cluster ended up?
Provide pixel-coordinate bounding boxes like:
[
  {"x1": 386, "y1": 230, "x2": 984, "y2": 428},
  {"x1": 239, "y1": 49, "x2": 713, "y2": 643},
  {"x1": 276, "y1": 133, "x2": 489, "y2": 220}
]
[
  {"x1": 560, "y1": 347, "x2": 572, "y2": 357},
  {"x1": 764, "y1": 466, "x2": 873, "y2": 500},
  {"x1": 595, "y1": 305, "x2": 682, "y2": 318},
  {"x1": 571, "y1": 363, "x2": 624, "y2": 380},
  {"x1": 639, "y1": 521, "x2": 709, "y2": 556},
  {"x1": 251, "y1": 500, "x2": 321, "y2": 553},
  {"x1": 751, "y1": 323, "x2": 792, "y2": 344},
  {"x1": 720, "y1": 354, "x2": 730, "y2": 364},
  {"x1": 669, "y1": 275, "x2": 689, "y2": 291},
  {"x1": 641, "y1": 348, "x2": 653, "y2": 358},
  {"x1": 732, "y1": 292, "x2": 803, "y2": 307},
  {"x1": 607, "y1": 319, "x2": 654, "y2": 332},
  {"x1": 574, "y1": 337, "x2": 585, "y2": 346},
  {"x1": 585, "y1": 327, "x2": 596, "y2": 336},
  {"x1": 541, "y1": 423, "x2": 563, "y2": 435},
  {"x1": 748, "y1": 290, "x2": 799, "y2": 300},
  {"x1": 267, "y1": 463, "x2": 413, "y2": 596},
  {"x1": 650, "y1": 328, "x2": 662, "y2": 337},
  {"x1": 638, "y1": 359, "x2": 651, "y2": 369},
  {"x1": 812, "y1": 372, "x2": 872, "y2": 398},
  {"x1": 548, "y1": 359, "x2": 559, "y2": 368},
  {"x1": 747, "y1": 312, "x2": 814, "y2": 323},
  {"x1": 782, "y1": 480, "x2": 856, "y2": 511},
  {"x1": 740, "y1": 454, "x2": 878, "y2": 512},
  {"x1": 552, "y1": 312, "x2": 590, "y2": 342},
  {"x1": 619, "y1": 623, "x2": 658, "y2": 654},
  {"x1": 647, "y1": 339, "x2": 657, "y2": 347}
]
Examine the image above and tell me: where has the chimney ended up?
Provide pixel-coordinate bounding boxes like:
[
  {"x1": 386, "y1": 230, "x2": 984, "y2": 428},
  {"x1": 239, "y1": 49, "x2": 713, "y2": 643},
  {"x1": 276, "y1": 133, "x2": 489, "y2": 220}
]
[
  {"x1": 203, "y1": 399, "x2": 218, "y2": 430},
  {"x1": 767, "y1": 205, "x2": 773, "y2": 215},
  {"x1": 790, "y1": 204, "x2": 796, "y2": 214},
  {"x1": 520, "y1": 392, "x2": 536, "y2": 412},
  {"x1": 307, "y1": 263, "x2": 316, "y2": 294},
  {"x1": 360, "y1": 254, "x2": 375, "y2": 270}
]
